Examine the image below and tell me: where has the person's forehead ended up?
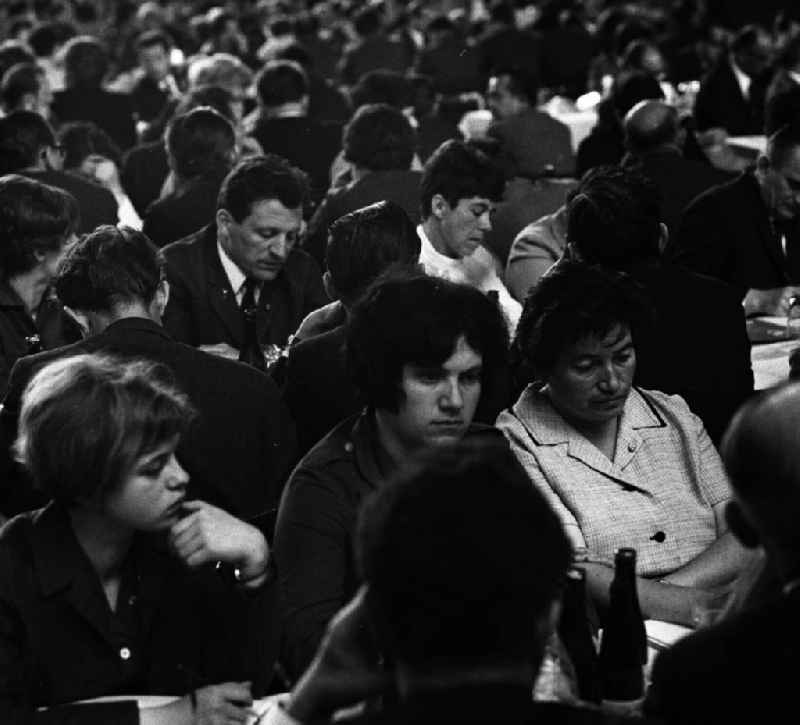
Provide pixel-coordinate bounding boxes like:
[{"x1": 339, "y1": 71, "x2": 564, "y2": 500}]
[
  {"x1": 568, "y1": 325, "x2": 633, "y2": 355},
  {"x1": 407, "y1": 336, "x2": 483, "y2": 371},
  {"x1": 242, "y1": 197, "x2": 302, "y2": 227},
  {"x1": 454, "y1": 195, "x2": 494, "y2": 210}
]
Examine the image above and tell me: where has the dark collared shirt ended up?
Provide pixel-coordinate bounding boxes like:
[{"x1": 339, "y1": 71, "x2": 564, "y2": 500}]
[{"x1": 274, "y1": 411, "x2": 504, "y2": 679}]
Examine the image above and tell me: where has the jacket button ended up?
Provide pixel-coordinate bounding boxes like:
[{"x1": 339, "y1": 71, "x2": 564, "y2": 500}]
[
  {"x1": 344, "y1": 442, "x2": 354, "y2": 453},
  {"x1": 119, "y1": 647, "x2": 131, "y2": 660},
  {"x1": 628, "y1": 441, "x2": 637, "y2": 452}
]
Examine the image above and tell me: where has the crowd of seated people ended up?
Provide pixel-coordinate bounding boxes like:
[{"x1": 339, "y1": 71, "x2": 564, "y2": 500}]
[{"x1": 3, "y1": 1, "x2": 800, "y2": 723}]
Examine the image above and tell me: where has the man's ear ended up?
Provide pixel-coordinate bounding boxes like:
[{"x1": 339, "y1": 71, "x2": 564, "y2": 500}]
[
  {"x1": 323, "y1": 270, "x2": 339, "y2": 302},
  {"x1": 430, "y1": 193, "x2": 450, "y2": 220},
  {"x1": 154, "y1": 278, "x2": 170, "y2": 317},
  {"x1": 216, "y1": 208, "x2": 232, "y2": 237},
  {"x1": 726, "y1": 500, "x2": 761, "y2": 549},
  {"x1": 755, "y1": 153, "x2": 772, "y2": 177}
]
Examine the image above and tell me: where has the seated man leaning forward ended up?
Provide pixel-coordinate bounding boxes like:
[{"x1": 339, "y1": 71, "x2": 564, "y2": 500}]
[
  {"x1": 274, "y1": 270, "x2": 510, "y2": 680},
  {"x1": 417, "y1": 139, "x2": 521, "y2": 332},
  {"x1": 161, "y1": 154, "x2": 328, "y2": 363},
  {"x1": 497, "y1": 261, "x2": 749, "y2": 626}
]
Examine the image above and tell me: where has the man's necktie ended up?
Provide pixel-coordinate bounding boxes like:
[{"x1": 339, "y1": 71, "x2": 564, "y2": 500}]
[{"x1": 239, "y1": 278, "x2": 266, "y2": 371}]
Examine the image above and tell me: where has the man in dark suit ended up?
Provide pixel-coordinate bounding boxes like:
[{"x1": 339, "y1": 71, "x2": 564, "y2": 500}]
[
  {"x1": 0, "y1": 225, "x2": 296, "y2": 523},
  {"x1": 667, "y1": 122, "x2": 800, "y2": 317},
  {"x1": 248, "y1": 60, "x2": 342, "y2": 205},
  {"x1": 303, "y1": 104, "x2": 422, "y2": 269},
  {"x1": 162, "y1": 155, "x2": 328, "y2": 360},
  {"x1": 486, "y1": 67, "x2": 575, "y2": 178},
  {"x1": 693, "y1": 25, "x2": 773, "y2": 136},
  {"x1": 567, "y1": 166, "x2": 753, "y2": 444},
  {"x1": 622, "y1": 100, "x2": 731, "y2": 236},
  {"x1": 644, "y1": 382, "x2": 800, "y2": 724},
  {"x1": 142, "y1": 106, "x2": 236, "y2": 247},
  {"x1": 0, "y1": 110, "x2": 118, "y2": 234},
  {"x1": 283, "y1": 201, "x2": 421, "y2": 458}
]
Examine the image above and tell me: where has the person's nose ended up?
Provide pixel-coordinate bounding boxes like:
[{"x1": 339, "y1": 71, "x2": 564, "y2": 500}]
[
  {"x1": 164, "y1": 455, "x2": 189, "y2": 490},
  {"x1": 269, "y1": 235, "x2": 291, "y2": 260},
  {"x1": 478, "y1": 210, "x2": 492, "y2": 232},
  {"x1": 597, "y1": 362, "x2": 622, "y2": 394},
  {"x1": 439, "y1": 377, "x2": 464, "y2": 412}
]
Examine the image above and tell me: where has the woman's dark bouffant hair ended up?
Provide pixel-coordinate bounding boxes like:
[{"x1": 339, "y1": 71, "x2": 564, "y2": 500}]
[
  {"x1": 346, "y1": 269, "x2": 509, "y2": 413},
  {"x1": 14, "y1": 354, "x2": 194, "y2": 505},
  {"x1": 511, "y1": 260, "x2": 652, "y2": 385}
]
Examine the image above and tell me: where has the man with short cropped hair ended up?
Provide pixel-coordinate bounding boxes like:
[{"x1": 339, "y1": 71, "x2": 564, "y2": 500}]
[
  {"x1": 162, "y1": 155, "x2": 328, "y2": 361},
  {"x1": 131, "y1": 30, "x2": 180, "y2": 126},
  {"x1": 1, "y1": 224, "x2": 296, "y2": 524},
  {"x1": 418, "y1": 139, "x2": 521, "y2": 331}
]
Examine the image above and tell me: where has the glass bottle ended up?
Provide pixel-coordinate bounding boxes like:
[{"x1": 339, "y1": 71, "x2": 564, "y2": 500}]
[
  {"x1": 558, "y1": 568, "x2": 602, "y2": 703},
  {"x1": 598, "y1": 548, "x2": 647, "y2": 702}
]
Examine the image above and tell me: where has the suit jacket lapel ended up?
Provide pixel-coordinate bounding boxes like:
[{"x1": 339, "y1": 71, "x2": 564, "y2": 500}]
[
  {"x1": 202, "y1": 226, "x2": 244, "y2": 345},
  {"x1": 743, "y1": 173, "x2": 790, "y2": 282}
]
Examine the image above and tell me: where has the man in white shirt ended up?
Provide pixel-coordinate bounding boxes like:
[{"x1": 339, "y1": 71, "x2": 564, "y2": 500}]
[{"x1": 417, "y1": 140, "x2": 522, "y2": 331}]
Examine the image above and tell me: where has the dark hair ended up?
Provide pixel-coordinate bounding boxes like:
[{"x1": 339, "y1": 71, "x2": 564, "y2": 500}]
[
  {"x1": 0, "y1": 62, "x2": 44, "y2": 111},
  {"x1": 326, "y1": 201, "x2": 420, "y2": 305},
  {"x1": 621, "y1": 39, "x2": 659, "y2": 71},
  {"x1": 343, "y1": 103, "x2": 415, "y2": 171},
  {"x1": 256, "y1": 60, "x2": 309, "y2": 107},
  {"x1": 135, "y1": 29, "x2": 171, "y2": 53},
  {"x1": 357, "y1": 439, "x2": 571, "y2": 664},
  {"x1": 173, "y1": 84, "x2": 236, "y2": 121},
  {"x1": 767, "y1": 120, "x2": 800, "y2": 168},
  {"x1": 349, "y1": 69, "x2": 412, "y2": 110},
  {"x1": 611, "y1": 70, "x2": 664, "y2": 118},
  {"x1": 0, "y1": 110, "x2": 54, "y2": 173},
  {"x1": 492, "y1": 67, "x2": 540, "y2": 106},
  {"x1": 566, "y1": 165, "x2": 661, "y2": 265},
  {"x1": 346, "y1": 269, "x2": 509, "y2": 411},
  {"x1": 420, "y1": 140, "x2": 506, "y2": 217},
  {"x1": 354, "y1": 6, "x2": 382, "y2": 36},
  {"x1": 62, "y1": 35, "x2": 108, "y2": 88},
  {"x1": 27, "y1": 20, "x2": 76, "y2": 57},
  {"x1": 513, "y1": 260, "x2": 650, "y2": 380},
  {"x1": 0, "y1": 40, "x2": 35, "y2": 79},
  {"x1": 0, "y1": 174, "x2": 79, "y2": 279},
  {"x1": 58, "y1": 121, "x2": 122, "y2": 170},
  {"x1": 166, "y1": 107, "x2": 236, "y2": 180},
  {"x1": 217, "y1": 154, "x2": 309, "y2": 222},
  {"x1": 766, "y1": 86, "x2": 800, "y2": 137},
  {"x1": 273, "y1": 41, "x2": 312, "y2": 69},
  {"x1": 55, "y1": 225, "x2": 162, "y2": 313},
  {"x1": 731, "y1": 24, "x2": 767, "y2": 54},
  {"x1": 14, "y1": 353, "x2": 192, "y2": 505}
]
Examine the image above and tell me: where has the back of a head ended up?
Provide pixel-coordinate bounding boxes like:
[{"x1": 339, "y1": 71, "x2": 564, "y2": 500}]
[
  {"x1": 420, "y1": 140, "x2": 506, "y2": 218},
  {"x1": 1, "y1": 62, "x2": 44, "y2": 112},
  {"x1": 349, "y1": 69, "x2": 412, "y2": 110},
  {"x1": 61, "y1": 35, "x2": 108, "y2": 88},
  {"x1": 0, "y1": 40, "x2": 35, "y2": 79},
  {"x1": 623, "y1": 100, "x2": 680, "y2": 154},
  {"x1": 354, "y1": 6, "x2": 382, "y2": 37},
  {"x1": 187, "y1": 53, "x2": 253, "y2": 91},
  {"x1": 256, "y1": 60, "x2": 309, "y2": 108},
  {"x1": 0, "y1": 173, "x2": 79, "y2": 280},
  {"x1": 59, "y1": 121, "x2": 121, "y2": 170},
  {"x1": 0, "y1": 110, "x2": 54, "y2": 173},
  {"x1": 721, "y1": 383, "x2": 800, "y2": 553},
  {"x1": 166, "y1": 106, "x2": 236, "y2": 180},
  {"x1": 611, "y1": 69, "x2": 664, "y2": 119},
  {"x1": 357, "y1": 439, "x2": 571, "y2": 665},
  {"x1": 343, "y1": 103, "x2": 416, "y2": 172},
  {"x1": 346, "y1": 269, "x2": 509, "y2": 411},
  {"x1": 495, "y1": 66, "x2": 539, "y2": 107},
  {"x1": 566, "y1": 165, "x2": 661, "y2": 266},
  {"x1": 28, "y1": 22, "x2": 77, "y2": 58},
  {"x1": 55, "y1": 224, "x2": 162, "y2": 314},
  {"x1": 217, "y1": 154, "x2": 309, "y2": 223},
  {"x1": 326, "y1": 200, "x2": 420, "y2": 306},
  {"x1": 173, "y1": 84, "x2": 236, "y2": 122}
]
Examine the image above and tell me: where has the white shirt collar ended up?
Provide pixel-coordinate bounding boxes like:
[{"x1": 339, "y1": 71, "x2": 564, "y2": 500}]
[
  {"x1": 217, "y1": 242, "x2": 248, "y2": 303},
  {"x1": 730, "y1": 56, "x2": 752, "y2": 99},
  {"x1": 790, "y1": 70, "x2": 800, "y2": 86}
]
